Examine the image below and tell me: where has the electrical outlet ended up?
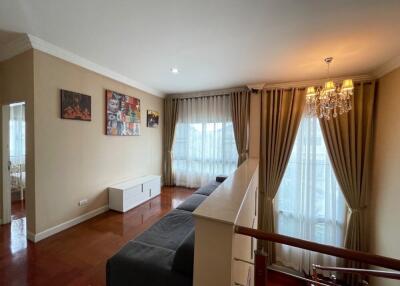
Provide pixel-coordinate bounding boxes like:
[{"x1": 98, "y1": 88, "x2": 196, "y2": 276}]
[{"x1": 78, "y1": 199, "x2": 88, "y2": 206}]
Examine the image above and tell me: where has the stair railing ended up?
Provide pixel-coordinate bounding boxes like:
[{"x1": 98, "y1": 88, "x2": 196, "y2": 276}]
[{"x1": 234, "y1": 225, "x2": 400, "y2": 286}]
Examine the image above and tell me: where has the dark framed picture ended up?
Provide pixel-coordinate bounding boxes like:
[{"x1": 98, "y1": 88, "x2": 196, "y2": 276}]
[
  {"x1": 60, "y1": 89, "x2": 91, "y2": 121},
  {"x1": 147, "y1": 110, "x2": 159, "y2": 128},
  {"x1": 106, "y1": 90, "x2": 141, "y2": 136}
]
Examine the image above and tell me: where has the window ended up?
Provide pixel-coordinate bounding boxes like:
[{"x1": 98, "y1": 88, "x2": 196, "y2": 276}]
[
  {"x1": 274, "y1": 115, "x2": 347, "y2": 273},
  {"x1": 172, "y1": 96, "x2": 238, "y2": 188}
]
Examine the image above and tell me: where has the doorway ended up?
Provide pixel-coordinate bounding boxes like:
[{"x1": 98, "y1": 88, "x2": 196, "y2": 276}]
[{"x1": 2, "y1": 102, "x2": 26, "y2": 224}]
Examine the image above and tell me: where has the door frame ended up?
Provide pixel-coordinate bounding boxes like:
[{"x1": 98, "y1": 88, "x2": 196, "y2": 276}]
[{"x1": 2, "y1": 104, "x2": 11, "y2": 224}]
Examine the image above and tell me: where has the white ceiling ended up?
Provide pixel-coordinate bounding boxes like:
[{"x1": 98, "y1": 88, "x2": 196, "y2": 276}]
[{"x1": 0, "y1": 0, "x2": 400, "y2": 95}]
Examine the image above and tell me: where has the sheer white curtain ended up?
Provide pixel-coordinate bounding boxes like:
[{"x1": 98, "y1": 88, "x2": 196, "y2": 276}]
[
  {"x1": 172, "y1": 95, "x2": 238, "y2": 188},
  {"x1": 274, "y1": 115, "x2": 347, "y2": 274},
  {"x1": 9, "y1": 103, "x2": 26, "y2": 165}
]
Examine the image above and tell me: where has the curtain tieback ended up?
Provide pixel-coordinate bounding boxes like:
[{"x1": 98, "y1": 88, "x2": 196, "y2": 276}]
[
  {"x1": 260, "y1": 193, "x2": 273, "y2": 202},
  {"x1": 352, "y1": 207, "x2": 366, "y2": 214}
]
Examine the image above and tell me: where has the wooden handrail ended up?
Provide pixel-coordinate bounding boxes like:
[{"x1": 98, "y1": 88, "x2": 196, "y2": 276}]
[
  {"x1": 313, "y1": 265, "x2": 400, "y2": 280},
  {"x1": 234, "y1": 226, "x2": 400, "y2": 271}
]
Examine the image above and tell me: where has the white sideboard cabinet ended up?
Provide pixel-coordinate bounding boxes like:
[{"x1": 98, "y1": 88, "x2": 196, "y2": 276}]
[{"x1": 108, "y1": 175, "x2": 161, "y2": 212}]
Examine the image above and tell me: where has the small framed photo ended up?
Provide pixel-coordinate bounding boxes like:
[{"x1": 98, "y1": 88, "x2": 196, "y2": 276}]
[
  {"x1": 60, "y1": 89, "x2": 91, "y2": 121},
  {"x1": 147, "y1": 110, "x2": 159, "y2": 128}
]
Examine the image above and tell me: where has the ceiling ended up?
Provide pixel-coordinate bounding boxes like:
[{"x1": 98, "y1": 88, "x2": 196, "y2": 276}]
[{"x1": 0, "y1": 0, "x2": 400, "y2": 95}]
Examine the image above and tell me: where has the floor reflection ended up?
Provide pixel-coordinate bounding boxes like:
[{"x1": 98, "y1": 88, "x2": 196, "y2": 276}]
[
  {"x1": 10, "y1": 217, "x2": 27, "y2": 254},
  {"x1": 0, "y1": 187, "x2": 194, "y2": 286},
  {"x1": 172, "y1": 198, "x2": 186, "y2": 208}
]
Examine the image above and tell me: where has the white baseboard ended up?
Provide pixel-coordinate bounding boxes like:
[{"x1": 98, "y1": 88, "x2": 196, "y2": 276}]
[{"x1": 27, "y1": 205, "x2": 109, "y2": 243}]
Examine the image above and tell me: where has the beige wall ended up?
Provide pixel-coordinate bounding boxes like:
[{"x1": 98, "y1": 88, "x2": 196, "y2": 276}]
[
  {"x1": 32, "y1": 50, "x2": 163, "y2": 233},
  {"x1": 369, "y1": 67, "x2": 400, "y2": 285},
  {"x1": 0, "y1": 50, "x2": 36, "y2": 232}
]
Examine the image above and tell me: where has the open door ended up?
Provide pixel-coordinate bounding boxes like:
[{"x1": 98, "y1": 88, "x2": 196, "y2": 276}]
[
  {"x1": 2, "y1": 102, "x2": 26, "y2": 224},
  {"x1": 2, "y1": 104, "x2": 11, "y2": 224}
]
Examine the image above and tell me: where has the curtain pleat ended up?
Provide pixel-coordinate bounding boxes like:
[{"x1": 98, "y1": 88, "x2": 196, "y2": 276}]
[
  {"x1": 259, "y1": 88, "x2": 305, "y2": 264},
  {"x1": 318, "y1": 81, "x2": 376, "y2": 285},
  {"x1": 231, "y1": 90, "x2": 251, "y2": 166},
  {"x1": 163, "y1": 97, "x2": 179, "y2": 186}
]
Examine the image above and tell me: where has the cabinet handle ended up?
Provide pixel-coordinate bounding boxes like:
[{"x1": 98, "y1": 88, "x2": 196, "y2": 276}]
[
  {"x1": 251, "y1": 237, "x2": 254, "y2": 260},
  {"x1": 149, "y1": 188, "x2": 151, "y2": 197},
  {"x1": 251, "y1": 217, "x2": 255, "y2": 259},
  {"x1": 255, "y1": 188, "x2": 258, "y2": 216}
]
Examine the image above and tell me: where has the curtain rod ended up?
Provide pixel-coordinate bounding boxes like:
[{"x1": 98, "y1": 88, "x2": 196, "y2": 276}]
[
  {"x1": 167, "y1": 86, "x2": 249, "y2": 99},
  {"x1": 166, "y1": 75, "x2": 375, "y2": 98},
  {"x1": 262, "y1": 74, "x2": 374, "y2": 90},
  {"x1": 261, "y1": 80, "x2": 374, "y2": 92}
]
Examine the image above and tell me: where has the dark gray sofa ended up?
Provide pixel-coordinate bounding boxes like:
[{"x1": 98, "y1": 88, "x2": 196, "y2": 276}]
[{"x1": 106, "y1": 178, "x2": 225, "y2": 286}]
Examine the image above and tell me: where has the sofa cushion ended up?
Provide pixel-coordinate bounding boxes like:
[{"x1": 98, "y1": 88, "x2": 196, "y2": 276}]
[
  {"x1": 193, "y1": 181, "x2": 221, "y2": 196},
  {"x1": 172, "y1": 229, "x2": 195, "y2": 276},
  {"x1": 107, "y1": 241, "x2": 191, "y2": 286},
  {"x1": 176, "y1": 194, "x2": 207, "y2": 212},
  {"x1": 136, "y1": 209, "x2": 194, "y2": 251}
]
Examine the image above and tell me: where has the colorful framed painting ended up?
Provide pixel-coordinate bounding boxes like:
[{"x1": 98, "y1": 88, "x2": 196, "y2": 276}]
[
  {"x1": 60, "y1": 89, "x2": 91, "y2": 121},
  {"x1": 147, "y1": 110, "x2": 159, "y2": 128},
  {"x1": 105, "y1": 90, "x2": 141, "y2": 136}
]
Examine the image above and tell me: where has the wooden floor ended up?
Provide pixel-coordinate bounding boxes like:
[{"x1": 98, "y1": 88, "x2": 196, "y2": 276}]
[
  {"x1": 11, "y1": 199, "x2": 26, "y2": 220},
  {"x1": 0, "y1": 187, "x2": 303, "y2": 286}
]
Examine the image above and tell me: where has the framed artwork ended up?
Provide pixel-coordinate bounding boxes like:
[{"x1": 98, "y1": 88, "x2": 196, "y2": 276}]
[
  {"x1": 147, "y1": 110, "x2": 159, "y2": 128},
  {"x1": 60, "y1": 89, "x2": 91, "y2": 121},
  {"x1": 106, "y1": 90, "x2": 141, "y2": 136}
]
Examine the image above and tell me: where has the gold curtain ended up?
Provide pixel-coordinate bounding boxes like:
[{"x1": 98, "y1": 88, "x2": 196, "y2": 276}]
[
  {"x1": 231, "y1": 90, "x2": 251, "y2": 166},
  {"x1": 259, "y1": 88, "x2": 305, "y2": 264},
  {"x1": 162, "y1": 97, "x2": 179, "y2": 186},
  {"x1": 318, "y1": 81, "x2": 376, "y2": 285}
]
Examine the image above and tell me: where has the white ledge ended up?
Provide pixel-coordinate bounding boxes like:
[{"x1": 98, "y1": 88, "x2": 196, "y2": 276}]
[{"x1": 193, "y1": 158, "x2": 259, "y2": 225}]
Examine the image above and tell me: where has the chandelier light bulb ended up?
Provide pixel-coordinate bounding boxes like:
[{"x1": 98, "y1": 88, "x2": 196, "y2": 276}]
[
  {"x1": 306, "y1": 86, "x2": 316, "y2": 99},
  {"x1": 324, "y1": 81, "x2": 335, "y2": 92},
  {"x1": 341, "y1": 79, "x2": 354, "y2": 91}
]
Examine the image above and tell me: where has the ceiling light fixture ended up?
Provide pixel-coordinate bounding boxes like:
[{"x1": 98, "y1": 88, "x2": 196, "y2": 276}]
[
  {"x1": 306, "y1": 57, "x2": 354, "y2": 120},
  {"x1": 170, "y1": 67, "x2": 179, "y2": 74}
]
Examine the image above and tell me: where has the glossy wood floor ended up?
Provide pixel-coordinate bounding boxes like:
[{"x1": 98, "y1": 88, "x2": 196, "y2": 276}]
[
  {"x1": 0, "y1": 187, "x2": 194, "y2": 286},
  {"x1": 11, "y1": 199, "x2": 26, "y2": 220},
  {"x1": 0, "y1": 187, "x2": 304, "y2": 286}
]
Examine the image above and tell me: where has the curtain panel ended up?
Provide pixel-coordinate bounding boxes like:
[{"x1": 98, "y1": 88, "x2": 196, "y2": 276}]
[
  {"x1": 162, "y1": 97, "x2": 179, "y2": 186},
  {"x1": 259, "y1": 88, "x2": 305, "y2": 264},
  {"x1": 275, "y1": 115, "x2": 347, "y2": 274},
  {"x1": 172, "y1": 95, "x2": 238, "y2": 188},
  {"x1": 231, "y1": 90, "x2": 251, "y2": 166},
  {"x1": 318, "y1": 81, "x2": 376, "y2": 285}
]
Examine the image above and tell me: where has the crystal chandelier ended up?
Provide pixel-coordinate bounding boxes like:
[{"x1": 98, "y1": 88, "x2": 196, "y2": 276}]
[{"x1": 306, "y1": 57, "x2": 354, "y2": 120}]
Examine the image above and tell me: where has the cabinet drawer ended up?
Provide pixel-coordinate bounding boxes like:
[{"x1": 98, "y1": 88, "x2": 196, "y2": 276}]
[
  {"x1": 123, "y1": 185, "x2": 146, "y2": 211},
  {"x1": 143, "y1": 178, "x2": 161, "y2": 198}
]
